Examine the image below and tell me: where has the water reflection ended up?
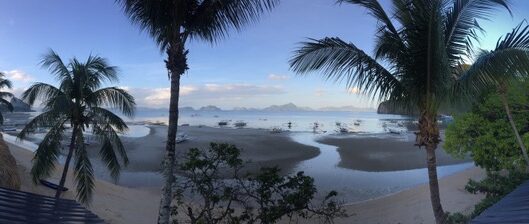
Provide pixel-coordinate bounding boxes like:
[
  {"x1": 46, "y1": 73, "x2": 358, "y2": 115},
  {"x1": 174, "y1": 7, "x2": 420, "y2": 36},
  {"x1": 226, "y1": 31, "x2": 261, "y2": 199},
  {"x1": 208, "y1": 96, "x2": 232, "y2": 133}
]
[{"x1": 290, "y1": 133, "x2": 474, "y2": 202}]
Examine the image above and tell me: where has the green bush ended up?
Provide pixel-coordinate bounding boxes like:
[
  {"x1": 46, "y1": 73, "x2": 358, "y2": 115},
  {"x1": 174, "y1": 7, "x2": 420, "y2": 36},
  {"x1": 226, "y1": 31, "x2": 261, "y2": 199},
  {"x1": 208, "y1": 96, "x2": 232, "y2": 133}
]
[{"x1": 171, "y1": 143, "x2": 346, "y2": 224}]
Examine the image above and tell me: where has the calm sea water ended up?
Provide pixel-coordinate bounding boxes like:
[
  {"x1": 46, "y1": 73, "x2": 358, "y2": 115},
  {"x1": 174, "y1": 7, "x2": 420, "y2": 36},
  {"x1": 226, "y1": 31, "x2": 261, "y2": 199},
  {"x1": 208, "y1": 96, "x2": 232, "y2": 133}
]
[{"x1": 128, "y1": 109, "x2": 412, "y2": 133}]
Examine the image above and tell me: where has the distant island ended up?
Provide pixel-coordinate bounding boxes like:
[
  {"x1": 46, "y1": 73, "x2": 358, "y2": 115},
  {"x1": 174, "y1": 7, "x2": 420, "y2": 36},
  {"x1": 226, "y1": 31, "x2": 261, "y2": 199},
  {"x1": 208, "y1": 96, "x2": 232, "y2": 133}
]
[
  {"x1": 142, "y1": 103, "x2": 375, "y2": 112},
  {"x1": 0, "y1": 97, "x2": 33, "y2": 112}
]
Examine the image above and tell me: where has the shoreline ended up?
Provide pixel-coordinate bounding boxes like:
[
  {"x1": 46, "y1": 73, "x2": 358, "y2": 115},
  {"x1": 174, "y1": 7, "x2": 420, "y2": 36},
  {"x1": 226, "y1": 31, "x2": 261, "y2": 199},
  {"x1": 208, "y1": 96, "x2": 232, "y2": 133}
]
[{"x1": 5, "y1": 126, "x2": 486, "y2": 224}]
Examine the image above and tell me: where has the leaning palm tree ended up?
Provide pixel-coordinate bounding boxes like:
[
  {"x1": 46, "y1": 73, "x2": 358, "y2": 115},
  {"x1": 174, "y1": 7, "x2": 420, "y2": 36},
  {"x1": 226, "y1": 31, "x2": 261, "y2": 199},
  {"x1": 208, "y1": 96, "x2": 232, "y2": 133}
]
[
  {"x1": 116, "y1": 1, "x2": 279, "y2": 222},
  {"x1": 0, "y1": 73, "x2": 14, "y2": 124},
  {"x1": 289, "y1": 1, "x2": 529, "y2": 223},
  {"x1": 17, "y1": 50, "x2": 136, "y2": 204},
  {"x1": 465, "y1": 23, "x2": 529, "y2": 168}
]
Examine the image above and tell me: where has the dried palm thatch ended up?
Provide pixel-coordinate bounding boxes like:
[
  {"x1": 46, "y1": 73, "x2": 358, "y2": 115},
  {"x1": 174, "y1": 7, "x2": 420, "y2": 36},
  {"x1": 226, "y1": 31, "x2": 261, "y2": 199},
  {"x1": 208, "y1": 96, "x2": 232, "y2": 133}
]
[{"x1": 0, "y1": 133, "x2": 20, "y2": 190}]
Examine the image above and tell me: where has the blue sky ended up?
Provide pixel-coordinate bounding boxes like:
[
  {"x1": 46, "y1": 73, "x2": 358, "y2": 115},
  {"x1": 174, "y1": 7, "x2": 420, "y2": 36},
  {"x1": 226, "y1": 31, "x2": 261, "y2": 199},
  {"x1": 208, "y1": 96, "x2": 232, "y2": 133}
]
[{"x1": 0, "y1": 0, "x2": 528, "y2": 109}]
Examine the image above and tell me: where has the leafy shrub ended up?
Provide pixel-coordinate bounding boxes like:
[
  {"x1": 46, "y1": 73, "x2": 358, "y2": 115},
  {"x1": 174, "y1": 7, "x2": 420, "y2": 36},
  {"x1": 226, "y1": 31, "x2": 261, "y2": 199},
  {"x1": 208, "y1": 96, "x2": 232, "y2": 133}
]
[{"x1": 171, "y1": 143, "x2": 346, "y2": 224}]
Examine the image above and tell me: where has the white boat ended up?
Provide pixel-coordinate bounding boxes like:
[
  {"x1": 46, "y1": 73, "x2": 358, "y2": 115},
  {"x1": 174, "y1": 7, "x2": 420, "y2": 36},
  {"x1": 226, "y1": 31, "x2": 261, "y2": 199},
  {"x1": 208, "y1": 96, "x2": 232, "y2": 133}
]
[
  {"x1": 338, "y1": 127, "x2": 349, "y2": 134},
  {"x1": 270, "y1": 127, "x2": 283, "y2": 134},
  {"x1": 388, "y1": 128, "x2": 401, "y2": 134},
  {"x1": 234, "y1": 121, "x2": 247, "y2": 128},
  {"x1": 2, "y1": 127, "x2": 16, "y2": 132},
  {"x1": 176, "y1": 133, "x2": 190, "y2": 144}
]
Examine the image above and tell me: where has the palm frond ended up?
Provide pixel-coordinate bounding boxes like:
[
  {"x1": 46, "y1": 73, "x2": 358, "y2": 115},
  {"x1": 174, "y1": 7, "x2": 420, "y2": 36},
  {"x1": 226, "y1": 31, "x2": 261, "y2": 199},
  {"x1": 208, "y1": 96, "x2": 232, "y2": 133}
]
[
  {"x1": 84, "y1": 55, "x2": 119, "y2": 90},
  {"x1": 187, "y1": 0, "x2": 279, "y2": 43},
  {"x1": 29, "y1": 120, "x2": 67, "y2": 184},
  {"x1": 92, "y1": 123, "x2": 129, "y2": 181},
  {"x1": 17, "y1": 111, "x2": 66, "y2": 140},
  {"x1": 457, "y1": 22, "x2": 529, "y2": 98},
  {"x1": 444, "y1": 0, "x2": 511, "y2": 66},
  {"x1": 338, "y1": 0, "x2": 399, "y2": 35},
  {"x1": 0, "y1": 98, "x2": 13, "y2": 112},
  {"x1": 21, "y1": 82, "x2": 64, "y2": 106},
  {"x1": 40, "y1": 49, "x2": 72, "y2": 84},
  {"x1": 290, "y1": 37, "x2": 403, "y2": 100},
  {"x1": 86, "y1": 87, "x2": 136, "y2": 117},
  {"x1": 73, "y1": 131, "x2": 94, "y2": 204},
  {"x1": 116, "y1": 0, "x2": 189, "y2": 51},
  {"x1": 98, "y1": 137, "x2": 122, "y2": 181},
  {"x1": 88, "y1": 107, "x2": 129, "y2": 132},
  {"x1": 0, "y1": 78, "x2": 13, "y2": 89}
]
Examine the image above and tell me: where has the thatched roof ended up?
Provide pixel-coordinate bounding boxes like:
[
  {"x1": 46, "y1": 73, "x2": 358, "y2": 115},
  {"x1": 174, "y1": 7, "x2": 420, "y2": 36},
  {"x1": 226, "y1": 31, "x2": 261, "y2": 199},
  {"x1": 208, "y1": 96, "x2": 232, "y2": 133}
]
[{"x1": 0, "y1": 133, "x2": 21, "y2": 190}]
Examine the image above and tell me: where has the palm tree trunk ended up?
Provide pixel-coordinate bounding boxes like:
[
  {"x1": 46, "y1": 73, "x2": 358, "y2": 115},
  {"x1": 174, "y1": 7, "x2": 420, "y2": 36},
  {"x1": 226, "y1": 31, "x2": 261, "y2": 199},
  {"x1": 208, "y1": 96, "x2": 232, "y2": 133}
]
[
  {"x1": 499, "y1": 93, "x2": 529, "y2": 167},
  {"x1": 426, "y1": 144, "x2": 445, "y2": 224},
  {"x1": 417, "y1": 112, "x2": 445, "y2": 224},
  {"x1": 158, "y1": 40, "x2": 187, "y2": 224},
  {"x1": 55, "y1": 125, "x2": 77, "y2": 199}
]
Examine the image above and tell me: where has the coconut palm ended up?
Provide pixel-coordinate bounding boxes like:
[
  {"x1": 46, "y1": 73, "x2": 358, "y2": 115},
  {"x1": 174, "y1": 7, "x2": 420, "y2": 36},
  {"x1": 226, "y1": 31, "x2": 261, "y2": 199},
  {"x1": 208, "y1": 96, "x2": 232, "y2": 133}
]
[
  {"x1": 465, "y1": 23, "x2": 529, "y2": 168},
  {"x1": 289, "y1": 1, "x2": 529, "y2": 223},
  {"x1": 116, "y1": 1, "x2": 279, "y2": 222},
  {"x1": 17, "y1": 50, "x2": 136, "y2": 204},
  {"x1": 0, "y1": 73, "x2": 14, "y2": 124}
]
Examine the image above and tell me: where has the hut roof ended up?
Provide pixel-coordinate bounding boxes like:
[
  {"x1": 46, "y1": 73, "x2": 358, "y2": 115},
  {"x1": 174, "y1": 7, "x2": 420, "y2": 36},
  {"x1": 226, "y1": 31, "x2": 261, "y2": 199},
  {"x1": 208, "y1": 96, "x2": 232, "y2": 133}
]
[
  {"x1": 0, "y1": 186, "x2": 105, "y2": 224},
  {"x1": 471, "y1": 180, "x2": 529, "y2": 224}
]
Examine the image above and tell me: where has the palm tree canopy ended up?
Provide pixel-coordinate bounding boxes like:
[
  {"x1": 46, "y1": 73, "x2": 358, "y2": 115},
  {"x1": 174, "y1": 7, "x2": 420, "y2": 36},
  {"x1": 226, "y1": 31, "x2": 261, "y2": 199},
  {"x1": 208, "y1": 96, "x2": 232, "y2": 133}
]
[
  {"x1": 18, "y1": 50, "x2": 136, "y2": 204},
  {"x1": 0, "y1": 73, "x2": 14, "y2": 124},
  {"x1": 290, "y1": 0, "x2": 526, "y2": 114},
  {"x1": 117, "y1": 0, "x2": 279, "y2": 51}
]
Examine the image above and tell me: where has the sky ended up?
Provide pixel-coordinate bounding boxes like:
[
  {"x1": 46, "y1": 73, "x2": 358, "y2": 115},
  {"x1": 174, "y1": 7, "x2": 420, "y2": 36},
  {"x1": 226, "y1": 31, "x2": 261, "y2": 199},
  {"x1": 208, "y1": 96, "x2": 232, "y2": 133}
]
[{"x1": 0, "y1": 0, "x2": 528, "y2": 109}]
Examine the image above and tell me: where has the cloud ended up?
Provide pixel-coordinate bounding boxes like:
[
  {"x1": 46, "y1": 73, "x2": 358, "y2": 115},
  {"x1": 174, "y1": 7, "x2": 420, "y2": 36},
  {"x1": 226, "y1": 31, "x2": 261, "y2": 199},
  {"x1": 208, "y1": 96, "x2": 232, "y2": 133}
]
[
  {"x1": 347, "y1": 87, "x2": 361, "y2": 94},
  {"x1": 126, "y1": 83, "x2": 286, "y2": 107},
  {"x1": 3, "y1": 70, "x2": 34, "y2": 82},
  {"x1": 268, "y1": 74, "x2": 289, "y2": 81},
  {"x1": 315, "y1": 89, "x2": 326, "y2": 97}
]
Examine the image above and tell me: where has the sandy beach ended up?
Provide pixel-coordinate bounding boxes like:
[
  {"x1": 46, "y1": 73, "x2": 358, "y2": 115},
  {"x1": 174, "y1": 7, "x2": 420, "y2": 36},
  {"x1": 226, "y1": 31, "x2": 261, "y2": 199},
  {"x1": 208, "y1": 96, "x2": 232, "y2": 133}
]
[
  {"x1": 8, "y1": 139, "x2": 486, "y2": 224},
  {"x1": 4, "y1": 124, "x2": 487, "y2": 224}
]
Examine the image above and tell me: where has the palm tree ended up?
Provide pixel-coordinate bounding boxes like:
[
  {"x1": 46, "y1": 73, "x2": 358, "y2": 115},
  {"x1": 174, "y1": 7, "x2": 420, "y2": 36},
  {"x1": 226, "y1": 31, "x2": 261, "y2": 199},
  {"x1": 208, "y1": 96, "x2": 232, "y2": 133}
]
[
  {"x1": 466, "y1": 23, "x2": 529, "y2": 168},
  {"x1": 289, "y1": 1, "x2": 529, "y2": 223},
  {"x1": 17, "y1": 50, "x2": 136, "y2": 204},
  {"x1": 0, "y1": 73, "x2": 14, "y2": 124},
  {"x1": 116, "y1": 1, "x2": 279, "y2": 222}
]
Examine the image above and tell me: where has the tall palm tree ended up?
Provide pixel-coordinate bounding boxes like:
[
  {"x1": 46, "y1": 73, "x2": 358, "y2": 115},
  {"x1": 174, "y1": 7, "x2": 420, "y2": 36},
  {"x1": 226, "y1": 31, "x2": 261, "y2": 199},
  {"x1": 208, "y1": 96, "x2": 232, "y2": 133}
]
[
  {"x1": 0, "y1": 72, "x2": 14, "y2": 124},
  {"x1": 116, "y1": 1, "x2": 279, "y2": 223},
  {"x1": 289, "y1": 1, "x2": 529, "y2": 223},
  {"x1": 17, "y1": 50, "x2": 136, "y2": 204}
]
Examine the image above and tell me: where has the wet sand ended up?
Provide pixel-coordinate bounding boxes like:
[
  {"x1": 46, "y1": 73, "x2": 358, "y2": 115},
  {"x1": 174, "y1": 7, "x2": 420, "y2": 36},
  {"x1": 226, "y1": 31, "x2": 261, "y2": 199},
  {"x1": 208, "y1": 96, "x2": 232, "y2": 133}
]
[
  {"x1": 318, "y1": 133, "x2": 471, "y2": 171},
  {"x1": 85, "y1": 125, "x2": 320, "y2": 187}
]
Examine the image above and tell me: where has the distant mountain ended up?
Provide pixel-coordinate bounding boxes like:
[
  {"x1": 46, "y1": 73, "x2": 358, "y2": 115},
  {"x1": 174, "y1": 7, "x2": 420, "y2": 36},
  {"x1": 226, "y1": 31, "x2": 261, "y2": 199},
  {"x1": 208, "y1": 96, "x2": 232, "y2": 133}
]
[
  {"x1": 180, "y1": 106, "x2": 195, "y2": 112},
  {"x1": 0, "y1": 97, "x2": 32, "y2": 112},
  {"x1": 262, "y1": 103, "x2": 313, "y2": 112},
  {"x1": 199, "y1": 105, "x2": 222, "y2": 111},
  {"x1": 232, "y1": 107, "x2": 259, "y2": 111},
  {"x1": 319, "y1": 105, "x2": 374, "y2": 112}
]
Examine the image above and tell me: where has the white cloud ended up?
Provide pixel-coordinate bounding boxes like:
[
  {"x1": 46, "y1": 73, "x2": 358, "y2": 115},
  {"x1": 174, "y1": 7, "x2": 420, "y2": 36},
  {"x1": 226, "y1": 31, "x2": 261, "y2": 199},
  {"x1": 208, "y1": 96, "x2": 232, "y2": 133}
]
[
  {"x1": 268, "y1": 74, "x2": 289, "y2": 81},
  {"x1": 3, "y1": 70, "x2": 34, "y2": 82},
  {"x1": 126, "y1": 83, "x2": 286, "y2": 108},
  {"x1": 347, "y1": 87, "x2": 361, "y2": 94},
  {"x1": 315, "y1": 89, "x2": 326, "y2": 97}
]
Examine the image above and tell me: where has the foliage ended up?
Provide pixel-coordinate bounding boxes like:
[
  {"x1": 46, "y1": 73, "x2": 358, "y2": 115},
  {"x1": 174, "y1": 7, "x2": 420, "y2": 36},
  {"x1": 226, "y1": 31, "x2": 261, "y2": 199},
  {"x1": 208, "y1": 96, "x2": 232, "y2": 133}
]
[
  {"x1": 445, "y1": 81, "x2": 529, "y2": 171},
  {"x1": 17, "y1": 50, "x2": 136, "y2": 204},
  {"x1": 171, "y1": 143, "x2": 346, "y2": 224},
  {"x1": 0, "y1": 73, "x2": 14, "y2": 124}
]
